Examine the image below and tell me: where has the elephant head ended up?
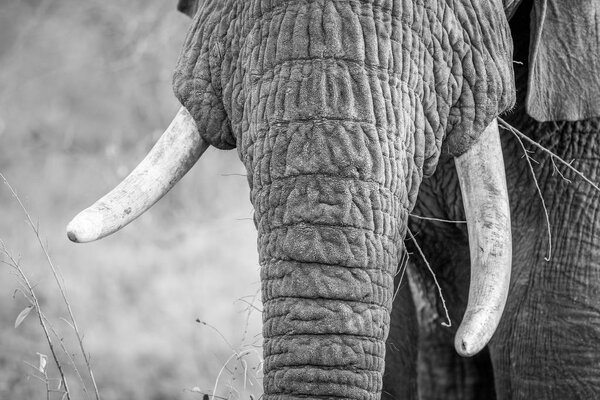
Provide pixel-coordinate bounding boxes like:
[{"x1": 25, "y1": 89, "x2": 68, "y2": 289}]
[{"x1": 68, "y1": 1, "x2": 516, "y2": 398}]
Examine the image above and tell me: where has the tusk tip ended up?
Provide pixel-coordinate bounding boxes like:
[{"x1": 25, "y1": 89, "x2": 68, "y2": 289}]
[
  {"x1": 66, "y1": 229, "x2": 80, "y2": 243},
  {"x1": 66, "y1": 210, "x2": 104, "y2": 243},
  {"x1": 454, "y1": 334, "x2": 484, "y2": 357},
  {"x1": 454, "y1": 312, "x2": 497, "y2": 357}
]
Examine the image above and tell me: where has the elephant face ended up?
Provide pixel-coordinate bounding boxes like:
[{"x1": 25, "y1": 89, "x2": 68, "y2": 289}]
[
  {"x1": 174, "y1": 0, "x2": 515, "y2": 161},
  {"x1": 69, "y1": 1, "x2": 517, "y2": 399}
]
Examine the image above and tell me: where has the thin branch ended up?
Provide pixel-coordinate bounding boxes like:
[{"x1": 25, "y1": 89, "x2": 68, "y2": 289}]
[
  {"x1": 498, "y1": 118, "x2": 600, "y2": 192},
  {"x1": 2, "y1": 249, "x2": 72, "y2": 400},
  {"x1": 409, "y1": 214, "x2": 466, "y2": 224},
  {"x1": 551, "y1": 157, "x2": 572, "y2": 183},
  {"x1": 395, "y1": 250, "x2": 409, "y2": 278},
  {"x1": 407, "y1": 228, "x2": 452, "y2": 327},
  {"x1": 42, "y1": 314, "x2": 91, "y2": 400},
  {"x1": 235, "y1": 298, "x2": 262, "y2": 313},
  {"x1": 392, "y1": 252, "x2": 409, "y2": 303},
  {"x1": 197, "y1": 288, "x2": 263, "y2": 397},
  {"x1": 239, "y1": 289, "x2": 261, "y2": 347},
  {"x1": 497, "y1": 121, "x2": 553, "y2": 261},
  {"x1": 0, "y1": 173, "x2": 100, "y2": 399},
  {"x1": 195, "y1": 319, "x2": 235, "y2": 352},
  {"x1": 212, "y1": 352, "x2": 239, "y2": 400}
]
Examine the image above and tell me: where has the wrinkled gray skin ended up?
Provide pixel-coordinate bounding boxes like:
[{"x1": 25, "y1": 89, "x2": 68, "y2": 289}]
[
  {"x1": 172, "y1": 0, "x2": 599, "y2": 399},
  {"x1": 384, "y1": 1, "x2": 600, "y2": 399}
]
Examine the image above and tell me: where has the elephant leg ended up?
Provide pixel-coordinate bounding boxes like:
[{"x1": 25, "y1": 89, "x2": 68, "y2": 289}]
[{"x1": 387, "y1": 155, "x2": 497, "y2": 399}]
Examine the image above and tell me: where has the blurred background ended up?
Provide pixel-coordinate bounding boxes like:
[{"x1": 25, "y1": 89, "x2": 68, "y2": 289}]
[{"x1": 0, "y1": 1, "x2": 263, "y2": 399}]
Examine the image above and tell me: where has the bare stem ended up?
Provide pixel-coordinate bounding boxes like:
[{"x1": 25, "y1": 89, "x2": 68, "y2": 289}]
[
  {"x1": 392, "y1": 250, "x2": 409, "y2": 303},
  {"x1": 42, "y1": 314, "x2": 91, "y2": 400},
  {"x1": 1, "y1": 248, "x2": 72, "y2": 400},
  {"x1": 195, "y1": 319, "x2": 235, "y2": 352},
  {"x1": 0, "y1": 173, "x2": 100, "y2": 399},
  {"x1": 407, "y1": 228, "x2": 452, "y2": 327},
  {"x1": 498, "y1": 118, "x2": 600, "y2": 192},
  {"x1": 498, "y1": 120, "x2": 553, "y2": 261},
  {"x1": 409, "y1": 214, "x2": 466, "y2": 224}
]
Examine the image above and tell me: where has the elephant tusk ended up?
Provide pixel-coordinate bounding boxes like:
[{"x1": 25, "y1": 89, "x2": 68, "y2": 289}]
[
  {"x1": 454, "y1": 118, "x2": 512, "y2": 357},
  {"x1": 67, "y1": 106, "x2": 209, "y2": 243}
]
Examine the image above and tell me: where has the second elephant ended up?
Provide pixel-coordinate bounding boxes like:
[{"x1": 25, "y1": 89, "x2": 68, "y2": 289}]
[{"x1": 384, "y1": 1, "x2": 600, "y2": 398}]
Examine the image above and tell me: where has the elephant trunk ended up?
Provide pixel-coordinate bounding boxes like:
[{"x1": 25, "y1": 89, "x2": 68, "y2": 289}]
[
  {"x1": 256, "y1": 172, "x2": 407, "y2": 399},
  {"x1": 240, "y1": 59, "x2": 420, "y2": 394},
  {"x1": 238, "y1": 21, "x2": 426, "y2": 395}
]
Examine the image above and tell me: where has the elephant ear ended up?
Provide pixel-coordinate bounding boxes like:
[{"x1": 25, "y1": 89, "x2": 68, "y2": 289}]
[
  {"x1": 177, "y1": 0, "x2": 201, "y2": 18},
  {"x1": 526, "y1": 0, "x2": 600, "y2": 121},
  {"x1": 173, "y1": 1, "x2": 235, "y2": 150}
]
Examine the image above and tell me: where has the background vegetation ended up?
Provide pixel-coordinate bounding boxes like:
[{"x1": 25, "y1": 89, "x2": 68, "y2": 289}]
[{"x1": 0, "y1": 1, "x2": 263, "y2": 399}]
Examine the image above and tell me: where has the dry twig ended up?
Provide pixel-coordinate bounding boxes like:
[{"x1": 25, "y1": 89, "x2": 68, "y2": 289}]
[
  {"x1": 497, "y1": 122, "x2": 553, "y2": 261},
  {"x1": 392, "y1": 250, "x2": 410, "y2": 303},
  {"x1": 498, "y1": 118, "x2": 600, "y2": 192},
  {"x1": 0, "y1": 246, "x2": 71, "y2": 400},
  {"x1": 407, "y1": 228, "x2": 452, "y2": 328},
  {"x1": 195, "y1": 289, "x2": 263, "y2": 399},
  {"x1": 1, "y1": 173, "x2": 100, "y2": 399},
  {"x1": 409, "y1": 214, "x2": 466, "y2": 224}
]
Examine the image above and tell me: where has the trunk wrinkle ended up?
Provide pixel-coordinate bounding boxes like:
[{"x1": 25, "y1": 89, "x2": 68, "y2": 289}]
[{"x1": 263, "y1": 297, "x2": 392, "y2": 312}]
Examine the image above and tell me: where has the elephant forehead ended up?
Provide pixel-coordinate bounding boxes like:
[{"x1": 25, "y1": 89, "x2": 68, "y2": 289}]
[
  {"x1": 232, "y1": 0, "x2": 438, "y2": 191},
  {"x1": 244, "y1": 60, "x2": 377, "y2": 122},
  {"x1": 241, "y1": 0, "x2": 381, "y2": 66},
  {"x1": 239, "y1": 59, "x2": 424, "y2": 145}
]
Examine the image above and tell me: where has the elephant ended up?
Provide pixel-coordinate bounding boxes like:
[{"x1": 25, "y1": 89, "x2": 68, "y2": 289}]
[
  {"x1": 383, "y1": 1, "x2": 600, "y2": 399},
  {"x1": 66, "y1": 0, "x2": 600, "y2": 399}
]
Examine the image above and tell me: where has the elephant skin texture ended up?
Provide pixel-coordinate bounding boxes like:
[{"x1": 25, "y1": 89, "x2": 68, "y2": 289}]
[
  {"x1": 172, "y1": 1, "x2": 513, "y2": 399},
  {"x1": 388, "y1": 1, "x2": 600, "y2": 399},
  {"x1": 162, "y1": 0, "x2": 600, "y2": 399}
]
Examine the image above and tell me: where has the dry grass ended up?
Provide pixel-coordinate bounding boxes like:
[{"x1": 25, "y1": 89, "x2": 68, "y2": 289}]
[
  {"x1": 0, "y1": 135, "x2": 263, "y2": 400},
  {"x1": 0, "y1": 1, "x2": 262, "y2": 399}
]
